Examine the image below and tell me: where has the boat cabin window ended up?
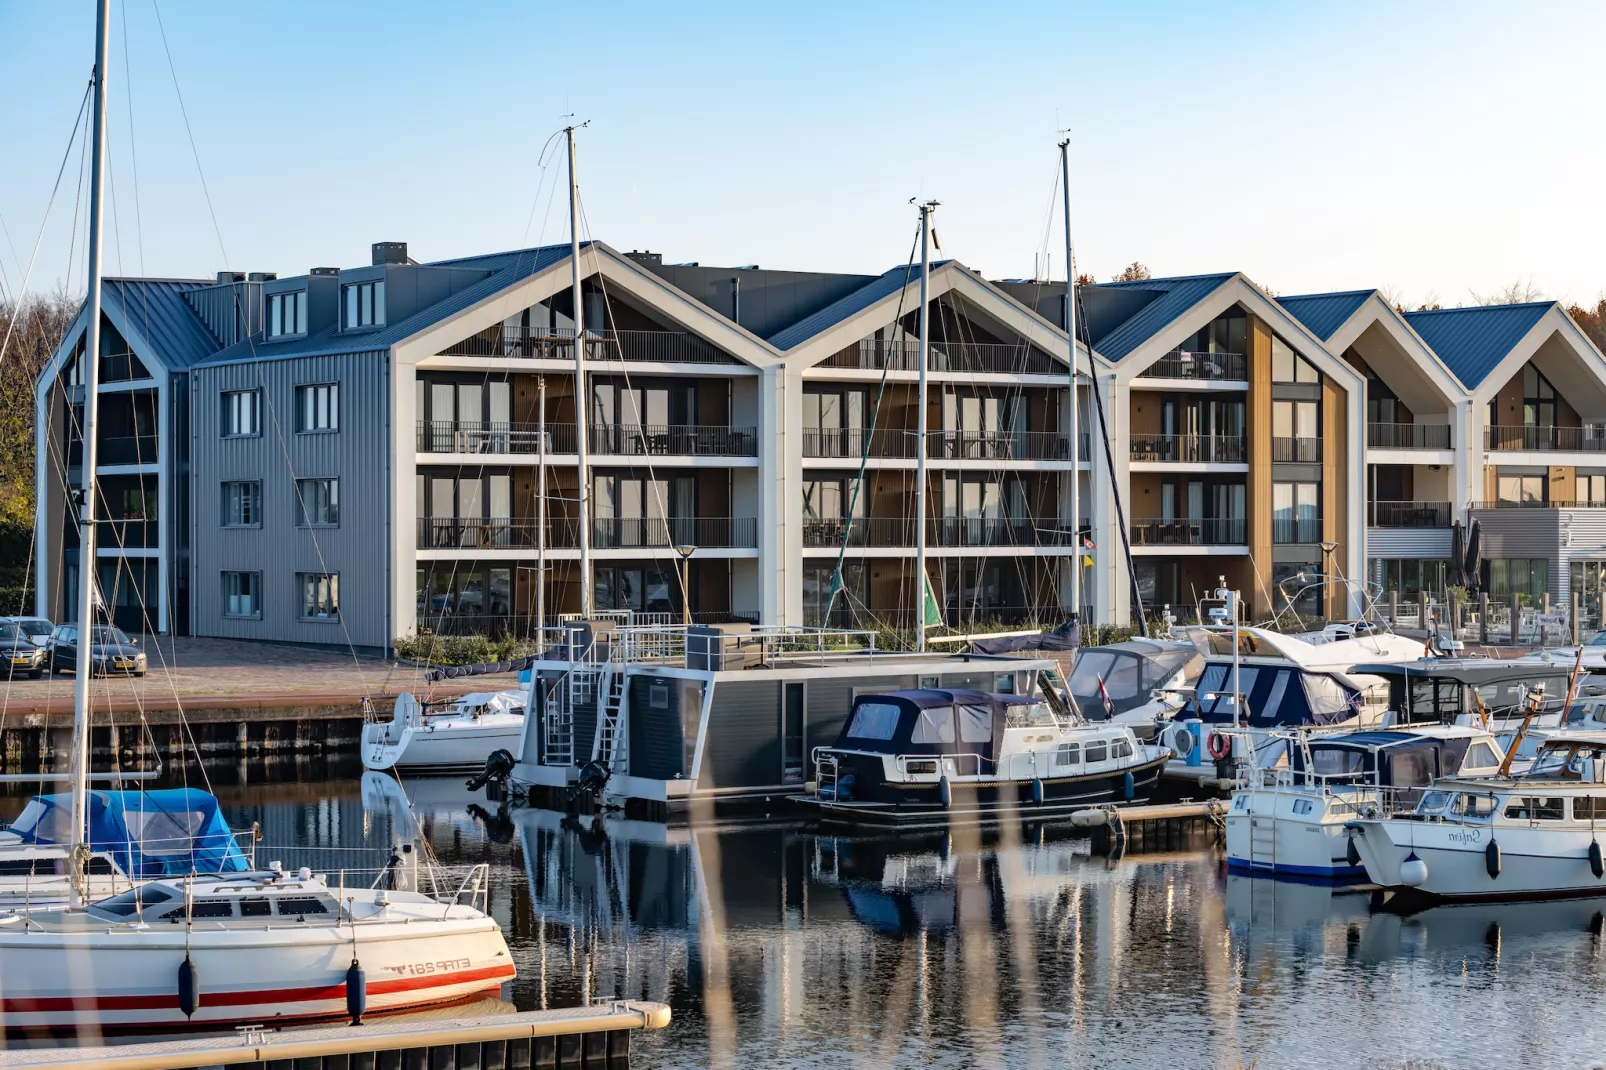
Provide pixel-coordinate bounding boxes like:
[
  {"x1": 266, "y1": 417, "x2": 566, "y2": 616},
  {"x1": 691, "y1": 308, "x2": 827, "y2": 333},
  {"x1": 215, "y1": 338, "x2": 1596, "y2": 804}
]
[
  {"x1": 89, "y1": 884, "x2": 178, "y2": 918},
  {"x1": 911, "y1": 707, "x2": 956, "y2": 745},
  {"x1": 1112, "y1": 739, "x2": 1133, "y2": 759},
  {"x1": 1004, "y1": 702, "x2": 1059, "y2": 729},
  {"x1": 846, "y1": 703, "x2": 900, "y2": 741},
  {"x1": 1476, "y1": 678, "x2": 1562, "y2": 712},
  {"x1": 958, "y1": 704, "x2": 993, "y2": 743},
  {"x1": 1462, "y1": 742, "x2": 1501, "y2": 770},
  {"x1": 1085, "y1": 741, "x2": 1109, "y2": 763},
  {"x1": 1056, "y1": 744, "x2": 1079, "y2": 767},
  {"x1": 1389, "y1": 750, "x2": 1435, "y2": 787},
  {"x1": 1069, "y1": 652, "x2": 1142, "y2": 706},
  {"x1": 240, "y1": 897, "x2": 272, "y2": 917},
  {"x1": 1195, "y1": 664, "x2": 1259, "y2": 718},
  {"x1": 163, "y1": 899, "x2": 235, "y2": 920},
  {"x1": 1417, "y1": 791, "x2": 1455, "y2": 815},
  {"x1": 1310, "y1": 747, "x2": 1367, "y2": 777},
  {"x1": 1575, "y1": 797, "x2": 1606, "y2": 820},
  {"x1": 1451, "y1": 793, "x2": 1499, "y2": 819},
  {"x1": 275, "y1": 894, "x2": 333, "y2": 915},
  {"x1": 1504, "y1": 796, "x2": 1566, "y2": 821},
  {"x1": 1408, "y1": 679, "x2": 1463, "y2": 720}
]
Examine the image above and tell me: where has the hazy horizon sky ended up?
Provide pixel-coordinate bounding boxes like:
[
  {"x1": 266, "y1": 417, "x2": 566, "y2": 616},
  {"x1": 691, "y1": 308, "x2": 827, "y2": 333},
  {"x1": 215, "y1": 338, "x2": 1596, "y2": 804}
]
[{"x1": 3, "y1": 0, "x2": 1604, "y2": 310}]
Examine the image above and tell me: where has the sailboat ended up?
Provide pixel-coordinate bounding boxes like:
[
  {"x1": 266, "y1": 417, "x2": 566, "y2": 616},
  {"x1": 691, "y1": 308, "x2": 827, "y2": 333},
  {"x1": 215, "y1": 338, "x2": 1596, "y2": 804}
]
[{"x1": 0, "y1": 1, "x2": 514, "y2": 1034}]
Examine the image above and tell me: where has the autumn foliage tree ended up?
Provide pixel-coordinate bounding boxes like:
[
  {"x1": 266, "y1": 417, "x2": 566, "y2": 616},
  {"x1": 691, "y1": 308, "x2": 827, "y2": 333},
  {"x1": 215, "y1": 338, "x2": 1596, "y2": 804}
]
[{"x1": 1110, "y1": 262, "x2": 1152, "y2": 282}]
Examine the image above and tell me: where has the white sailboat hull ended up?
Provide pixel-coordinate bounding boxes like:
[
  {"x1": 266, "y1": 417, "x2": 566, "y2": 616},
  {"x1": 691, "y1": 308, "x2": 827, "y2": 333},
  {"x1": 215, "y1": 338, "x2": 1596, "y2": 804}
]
[
  {"x1": 362, "y1": 715, "x2": 525, "y2": 772},
  {"x1": 0, "y1": 908, "x2": 513, "y2": 1032}
]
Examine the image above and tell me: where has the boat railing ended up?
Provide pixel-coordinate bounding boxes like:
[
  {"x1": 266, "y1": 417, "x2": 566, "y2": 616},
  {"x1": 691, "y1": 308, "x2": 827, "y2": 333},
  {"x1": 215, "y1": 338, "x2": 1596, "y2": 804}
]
[
  {"x1": 544, "y1": 622, "x2": 883, "y2": 671},
  {"x1": 438, "y1": 862, "x2": 490, "y2": 914}
]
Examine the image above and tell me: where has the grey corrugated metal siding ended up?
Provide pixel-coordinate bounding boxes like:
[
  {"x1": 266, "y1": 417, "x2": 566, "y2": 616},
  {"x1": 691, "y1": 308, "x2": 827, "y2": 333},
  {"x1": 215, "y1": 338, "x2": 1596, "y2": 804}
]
[
  {"x1": 701, "y1": 680, "x2": 783, "y2": 789},
  {"x1": 189, "y1": 351, "x2": 391, "y2": 650},
  {"x1": 1367, "y1": 529, "x2": 1454, "y2": 557},
  {"x1": 802, "y1": 674, "x2": 914, "y2": 758},
  {"x1": 628, "y1": 675, "x2": 683, "y2": 779}
]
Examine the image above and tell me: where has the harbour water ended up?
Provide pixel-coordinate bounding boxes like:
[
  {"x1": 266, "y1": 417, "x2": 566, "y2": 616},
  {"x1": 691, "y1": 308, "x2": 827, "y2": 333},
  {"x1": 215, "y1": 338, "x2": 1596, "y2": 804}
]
[{"x1": 12, "y1": 759, "x2": 1606, "y2": 1069}]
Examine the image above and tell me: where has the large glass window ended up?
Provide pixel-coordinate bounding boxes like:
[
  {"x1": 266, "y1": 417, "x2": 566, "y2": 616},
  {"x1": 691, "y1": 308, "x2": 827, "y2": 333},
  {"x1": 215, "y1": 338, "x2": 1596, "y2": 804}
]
[
  {"x1": 268, "y1": 291, "x2": 307, "y2": 338},
  {"x1": 298, "y1": 572, "x2": 339, "y2": 620},
  {"x1": 222, "y1": 571, "x2": 261, "y2": 618},
  {"x1": 221, "y1": 390, "x2": 259, "y2": 438},
  {"x1": 295, "y1": 478, "x2": 339, "y2": 527},
  {"x1": 1379, "y1": 559, "x2": 1449, "y2": 599},
  {"x1": 1578, "y1": 474, "x2": 1606, "y2": 505},
  {"x1": 1524, "y1": 365, "x2": 1556, "y2": 430},
  {"x1": 1272, "y1": 482, "x2": 1320, "y2": 543},
  {"x1": 1271, "y1": 336, "x2": 1320, "y2": 384},
  {"x1": 802, "y1": 385, "x2": 869, "y2": 457},
  {"x1": 342, "y1": 280, "x2": 385, "y2": 329},
  {"x1": 802, "y1": 563, "x2": 864, "y2": 626},
  {"x1": 296, "y1": 384, "x2": 339, "y2": 433},
  {"x1": 1485, "y1": 558, "x2": 1549, "y2": 601},
  {"x1": 221, "y1": 481, "x2": 261, "y2": 527},
  {"x1": 1497, "y1": 474, "x2": 1546, "y2": 505}
]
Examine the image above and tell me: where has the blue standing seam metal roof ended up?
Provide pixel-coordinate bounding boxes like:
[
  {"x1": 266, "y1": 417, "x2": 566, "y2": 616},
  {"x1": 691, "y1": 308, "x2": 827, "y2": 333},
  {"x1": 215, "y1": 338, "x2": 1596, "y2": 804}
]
[
  {"x1": 1086, "y1": 273, "x2": 1238, "y2": 362},
  {"x1": 194, "y1": 243, "x2": 576, "y2": 367},
  {"x1": 1277, "y1": 290, "x2": 1376, "y2": 342},
  {"x1": 1402, "y1": 302, "x2": 1555, "y2": 390},
  {"x1": 766, "y1": 261, "x2": 945, "y2": 351},
  {"x1": 102, "y1": 278, "x2": 222, "y2": 370}
]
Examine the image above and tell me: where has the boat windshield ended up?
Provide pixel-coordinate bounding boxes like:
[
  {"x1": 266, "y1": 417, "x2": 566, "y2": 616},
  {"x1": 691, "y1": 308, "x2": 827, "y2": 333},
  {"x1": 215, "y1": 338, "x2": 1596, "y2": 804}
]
[
  {"x1": 1416, "y1": 791, "x2": 1498, "y2": 819},
  {"x1": 1068, "y1": 651, "x2": 1142, "y2": 708},
  {"x1": 1004, "y1": 702, "x2": 1060, "y2": 729}
]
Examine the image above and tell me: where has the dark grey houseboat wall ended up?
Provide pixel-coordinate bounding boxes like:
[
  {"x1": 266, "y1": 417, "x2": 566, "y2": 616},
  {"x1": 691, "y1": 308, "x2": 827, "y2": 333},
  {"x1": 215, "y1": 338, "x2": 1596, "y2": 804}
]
[
  {"x1": 188, "y1": 351, "x2": 391, "y2": 651},
  {"x1": 629, "y1": 675, "x2": 685, "y2": 781}
]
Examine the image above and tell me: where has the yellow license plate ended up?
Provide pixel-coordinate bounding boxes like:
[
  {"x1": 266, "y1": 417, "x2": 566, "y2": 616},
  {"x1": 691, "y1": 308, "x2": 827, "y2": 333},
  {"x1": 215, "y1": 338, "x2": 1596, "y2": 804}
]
[{"x1": 10, "y1": 657, "x2": 27, "y2": 664}]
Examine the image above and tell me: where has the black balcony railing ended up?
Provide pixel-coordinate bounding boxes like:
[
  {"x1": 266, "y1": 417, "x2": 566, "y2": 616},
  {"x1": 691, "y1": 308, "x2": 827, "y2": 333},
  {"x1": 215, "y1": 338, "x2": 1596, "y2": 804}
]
[
  {"x1": 1486, "y1": 425, "x2": 1606, "y2": 452},
  {"x1": 1272, "y1": 437, "x2": 1321, "y2": 462},
  {"x1": 66, "y1": 435, "x2": 160, "y2": 467},
  {"x1": 591, "y1": 517, "x2": 758, "y2": 549},
  {"x1": 589, "y1": 424, "x2": 758, "y2": 457},
  {"x1": 1272, "y1": 517, "x2": 1322, "y2": 544},
  {"x1": 441, "y1": 326, "x2": 739, "y2": 365},
  {"x1": 1129, "y1": 517, "x2": 1245, "y2": 546},
  {"x1": 416, "y1": 421, "x2": 578, "y2": 455},
  {"x1": 931, "y1": 518, "x2": 1074, "y2": 547},
  {"x1": 1369, "y1": 501, "x2": 1452, "y2": 527},
  {"x1": 802, "y1": 428, "x2": 1087, "y2": 461},
  {"x1": 1368, "y1": 422, "x2": 1451, "y2": 449},
  {"x1": 1129, "y1": 434, "x2": 1245, "y2": 464},
  {"x1": 802, "y1": 428, "x2": 916, "y2": 459},
  {"x1": 417, "y1": 518, "x2": 581, "y2": 550},
  {"x1": 822, "y1": 339, "x2": 1061, "y2": 375},
  {"x1": 1469, "y1": 499, "x2": 1606, "y2": 510},
  {"x1": 1139, "y1": 351, "x2": 1248, "y2": 381},
  {"x1": 802, "y1": 518, "x2": 911, "y2": 548},
  {"x1": 416, "y1": 609, "x2": 760, "y2": 638}
]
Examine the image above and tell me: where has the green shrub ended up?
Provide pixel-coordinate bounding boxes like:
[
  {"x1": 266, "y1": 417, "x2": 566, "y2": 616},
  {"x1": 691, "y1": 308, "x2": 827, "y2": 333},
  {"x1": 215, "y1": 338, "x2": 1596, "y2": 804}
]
[{"x1": 393, "y1": 633, "x2": 537, "y2": 666}]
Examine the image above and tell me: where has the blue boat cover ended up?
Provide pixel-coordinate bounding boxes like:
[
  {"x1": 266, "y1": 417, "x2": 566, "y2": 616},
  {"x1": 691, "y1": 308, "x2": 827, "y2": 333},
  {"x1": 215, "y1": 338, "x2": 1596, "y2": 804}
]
[{"x1": 8, "y1": 789, "x2": 250, "y2": 877}]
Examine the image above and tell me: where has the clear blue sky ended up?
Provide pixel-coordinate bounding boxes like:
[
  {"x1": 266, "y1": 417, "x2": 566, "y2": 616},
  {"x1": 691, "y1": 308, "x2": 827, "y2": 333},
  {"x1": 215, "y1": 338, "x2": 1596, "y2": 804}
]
[{"x1": 3, "y1": 0, "x2": 1603, "y2": 308}]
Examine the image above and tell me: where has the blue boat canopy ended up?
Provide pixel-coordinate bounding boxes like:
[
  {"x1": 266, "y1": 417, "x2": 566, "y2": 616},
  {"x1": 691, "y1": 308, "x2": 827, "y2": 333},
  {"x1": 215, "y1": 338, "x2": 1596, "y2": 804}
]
[
  {"x1": 1191, "y1": 662, "x2": 1361, "y2": 727},
  {"x1": 1290, "y1": 731, "x2": 1475, "y2": 787},
  {"x1": 833, "y1": 689, "x2": 1047, "y2": 760},
  {"x1": 8, "y1": 789, "x2": 250, "y2": 877}
]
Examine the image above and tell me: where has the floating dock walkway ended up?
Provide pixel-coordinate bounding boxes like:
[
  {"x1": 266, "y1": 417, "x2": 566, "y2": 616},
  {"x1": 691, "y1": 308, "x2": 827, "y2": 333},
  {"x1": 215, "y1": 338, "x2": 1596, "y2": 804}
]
[{"x1": 0, "y1": 1004, "x2": 671, "y2": 1070}]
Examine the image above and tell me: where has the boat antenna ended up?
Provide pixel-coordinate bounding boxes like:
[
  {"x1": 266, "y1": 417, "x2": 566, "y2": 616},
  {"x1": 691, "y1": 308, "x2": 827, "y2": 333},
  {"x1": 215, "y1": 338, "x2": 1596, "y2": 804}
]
[
  {"x1": 914, "y1": 199, "x2": 938, "y2": 651},
  {"x1": 68, "y1": 0, "x2": 112, "y2": 910},
  {"x1": 565, "y1": 120, "x2": 593, "y2": 617},
  {"x1": 1059, "y1": 136, "x2": 1082, "y2": 627}
]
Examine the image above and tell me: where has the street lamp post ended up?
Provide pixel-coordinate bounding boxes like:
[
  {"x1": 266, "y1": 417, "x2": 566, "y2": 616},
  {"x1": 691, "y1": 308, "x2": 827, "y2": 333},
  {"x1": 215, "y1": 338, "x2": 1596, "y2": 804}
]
[{"x1": 674, "y1": 544, "x2": 696, "y2": 627}]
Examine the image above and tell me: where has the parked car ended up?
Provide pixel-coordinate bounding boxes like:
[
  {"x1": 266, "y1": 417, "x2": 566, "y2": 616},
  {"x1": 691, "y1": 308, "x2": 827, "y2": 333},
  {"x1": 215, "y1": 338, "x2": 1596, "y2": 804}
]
[
  {"x1": 0, "y1": 621, "x2": 45, "y2": 678},
  {"x1": 45, "y1": 624, "x2": 147, "y2": 677},
  {"x1": 3, "y1": 617, "x2": 54, "y2": 647}
]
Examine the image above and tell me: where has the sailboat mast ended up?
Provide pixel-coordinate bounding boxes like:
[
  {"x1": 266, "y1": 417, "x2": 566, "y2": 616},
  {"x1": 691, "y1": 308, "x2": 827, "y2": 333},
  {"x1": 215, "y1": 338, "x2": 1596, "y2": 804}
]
[
  {"x1": 566, "y1": 124, "x2": 592, "y2": 618},
  {"x1": 1059, "y1": 139, "x2": 1081, "y2": 623},
  {"x1": 914, "y1": 202, "x2": 935, "y2": 652},
  {"x1": 69, "y1": 0, "x2": 112, "y2": 909}
]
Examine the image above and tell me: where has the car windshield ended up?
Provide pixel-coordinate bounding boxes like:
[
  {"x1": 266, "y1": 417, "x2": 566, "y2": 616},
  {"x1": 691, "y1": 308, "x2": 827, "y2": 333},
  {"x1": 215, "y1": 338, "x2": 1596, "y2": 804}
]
[
  {"x1": 18, "y1": 620, "x2": 49, "y2": 634},
  {"x1": 91, "y1": 626, "x2": 131, "y2": 644},
  {"x1": 0, "y1": 624, "x2": 22, "y2": 641}
]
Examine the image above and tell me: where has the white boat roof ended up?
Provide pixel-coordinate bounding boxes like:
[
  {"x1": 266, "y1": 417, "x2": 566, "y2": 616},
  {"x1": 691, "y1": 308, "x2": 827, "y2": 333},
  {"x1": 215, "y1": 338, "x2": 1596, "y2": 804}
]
[{"x1": 1186, "y1": 625, "x2": 1425, "y2": 670}]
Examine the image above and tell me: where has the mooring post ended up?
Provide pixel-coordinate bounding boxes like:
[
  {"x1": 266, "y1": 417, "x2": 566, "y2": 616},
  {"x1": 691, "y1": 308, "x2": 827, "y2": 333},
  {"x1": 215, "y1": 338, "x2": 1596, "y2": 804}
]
[
  {"x1": 1575, "y1": 590, "x2": 1583, "y2": 645},
  {"x1": 1479, "y1": 591, "x2": 1489, "y2": 644},
  {"x1": 1511, "y1": 592, "x2": 1522, "y2": 646}
]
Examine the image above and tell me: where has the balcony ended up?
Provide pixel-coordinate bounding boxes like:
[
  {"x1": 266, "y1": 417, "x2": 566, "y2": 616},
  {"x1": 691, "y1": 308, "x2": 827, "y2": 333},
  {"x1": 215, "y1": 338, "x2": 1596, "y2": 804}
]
[
  {"x1": 800, "y1": 518, "x2": 1074, "y2": 549},
  {"x1": 1368, "y1": 422, "x2": 1451, "y2": 449},
  {"x1": 802, "y1": 428, "x2": 1086, "y2": 461},
  {"x1": 66, "y1": 435, "x2": 161, "y2": 467},
  {"x1": 822, "y1": 339, "x2": 1061, "y2": 375},
  {"x1": 1139, "y1": 351, "x2": 1247, "y2": 382},
  {"x1": 1486, "y1": 425, "x2": 1606, "y2": 452},
  {"x1": 1272, "y1": 437, "x2": 1321, "y2": 463},
  {"x1": 590, "y1": 424, "x2": 757, "y2": 458},
  {"x1": 441, "y1": 326, "x2": 738, "y2": 366},
  {"x1": 592, "y1": 517, "x2": 758, "y2": 550},
  {"x1": 418, "y1": 518, "x2": 581, "y2": 550},
  {"x1": 65, "y1": 517, "x2": 158, "y2": 549},
  {"x1": 1469, "y1": 499, "x2": 1606, "y2": 510},
  {"x1": 1129, "y1": 434, "x2": 1245, "y2": 464},
  {"x1": 1370, "y1": 501, "x2": 1451, "y2": 527},
  {"x1": 416, "y1": 610, "x2": 760, "y2": 638},
  {"x1": 1129, "y1": 517, "x2": 1245, "y2": 547},
  {"x1": 416, "y1": 421, "x2": 578, "y2": 455},
  {"x1": 1272, "y1": 517, "x2": 1322, "y2": 544}
]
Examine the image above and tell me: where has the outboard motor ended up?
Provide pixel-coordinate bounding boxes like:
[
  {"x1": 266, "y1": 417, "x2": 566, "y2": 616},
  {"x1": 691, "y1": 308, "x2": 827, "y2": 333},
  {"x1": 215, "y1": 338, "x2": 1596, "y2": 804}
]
[
  {"x1": 566, "y1": 760, "x2": 610, "y2": 806},
  {"x1": 466, "y1": 748, "x2": 516, "y2": 796}
]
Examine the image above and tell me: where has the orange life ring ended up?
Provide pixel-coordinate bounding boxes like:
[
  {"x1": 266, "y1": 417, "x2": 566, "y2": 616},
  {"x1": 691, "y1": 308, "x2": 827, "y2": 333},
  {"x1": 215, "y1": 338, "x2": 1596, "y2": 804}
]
[{"x1": 1207, "y1": 731, "x2": 1232, "y2": 761}]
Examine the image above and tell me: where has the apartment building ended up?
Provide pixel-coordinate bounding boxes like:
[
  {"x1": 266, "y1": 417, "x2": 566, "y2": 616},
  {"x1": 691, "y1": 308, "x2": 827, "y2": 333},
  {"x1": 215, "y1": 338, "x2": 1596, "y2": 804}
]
[{"x1": 34, "y1": 238, "x2": 1606, "y2": 649}]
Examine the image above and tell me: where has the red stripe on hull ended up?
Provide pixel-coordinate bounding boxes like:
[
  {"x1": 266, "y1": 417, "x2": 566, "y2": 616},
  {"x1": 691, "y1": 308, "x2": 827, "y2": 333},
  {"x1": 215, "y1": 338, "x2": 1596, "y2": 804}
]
[{"x1": 0, "y1": 964, "x2": 516, "y2": 1014}]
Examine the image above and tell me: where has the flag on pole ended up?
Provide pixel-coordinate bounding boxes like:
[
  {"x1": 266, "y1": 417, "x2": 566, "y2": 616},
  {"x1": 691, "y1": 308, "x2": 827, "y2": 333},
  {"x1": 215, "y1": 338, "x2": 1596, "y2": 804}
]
[
  {"x1": 1096, "y1": 673, "x2": 1113, "y2": 715},
  {"x1": 921, "y1": 571, "x2": 943, "y2": 630},
  {"x1": 1081, "y1": 533, "x2": 1096, "y2": 569}
]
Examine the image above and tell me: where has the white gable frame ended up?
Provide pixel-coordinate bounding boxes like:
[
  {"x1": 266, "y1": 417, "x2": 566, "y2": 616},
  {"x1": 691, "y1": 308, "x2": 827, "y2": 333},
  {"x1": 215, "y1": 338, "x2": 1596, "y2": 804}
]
[
  {"x1": 1465, "y1": 305, "x2": 1606, "y2": 411},
  {"x1": 1324, "y1": 293, "x2": 1465, "y2": 404}
]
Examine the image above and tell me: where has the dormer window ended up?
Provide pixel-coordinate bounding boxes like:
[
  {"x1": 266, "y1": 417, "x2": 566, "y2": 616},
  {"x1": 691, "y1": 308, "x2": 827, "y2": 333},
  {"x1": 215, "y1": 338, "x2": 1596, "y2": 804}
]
[
  {"x1": 343, "y1": 280, "x2": 385, "y2": 329},
  {"x1": 268, "y1": 291, "x2": 307, "y2": 338}
]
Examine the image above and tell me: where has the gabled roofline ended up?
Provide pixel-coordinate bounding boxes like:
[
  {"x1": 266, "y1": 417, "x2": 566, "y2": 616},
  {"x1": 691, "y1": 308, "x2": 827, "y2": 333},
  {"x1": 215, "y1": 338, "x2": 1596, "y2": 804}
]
[
  {"x1": 1464, "y1": 302, "x2": 1606, "y2": 406},
  {"x1": 1320, "y1": 291, "x2": 1466, "y2": 405}
]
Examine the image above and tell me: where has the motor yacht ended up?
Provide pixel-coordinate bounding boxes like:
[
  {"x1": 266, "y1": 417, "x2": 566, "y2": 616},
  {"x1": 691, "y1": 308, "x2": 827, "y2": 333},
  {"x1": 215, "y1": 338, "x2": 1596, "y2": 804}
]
[
  {"x1": 363, "y1": 690, "x2": 526, "y2": 773},
  {"x1": 1068, "y1": 637, "x2": 1204, "y2": 741},
  {"x1": 1349, "y1": 730, "x2": 1606, "y2": 906},
  {"x1": 1224, "y1": 725, "x2": 1506, "y2": 881},
  {"x1": 800, "y1": 687, "x2": 1168, "y2": 827},
  {"x1": 1348, "y1": 658, "x2": 1574, "y2": 732}
]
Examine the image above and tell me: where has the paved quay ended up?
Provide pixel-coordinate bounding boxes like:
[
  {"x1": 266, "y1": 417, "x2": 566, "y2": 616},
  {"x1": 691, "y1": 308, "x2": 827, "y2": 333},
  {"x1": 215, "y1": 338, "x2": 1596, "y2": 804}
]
[{"x1": 0, "y1": 637, "x2": 505, "y2": 725}]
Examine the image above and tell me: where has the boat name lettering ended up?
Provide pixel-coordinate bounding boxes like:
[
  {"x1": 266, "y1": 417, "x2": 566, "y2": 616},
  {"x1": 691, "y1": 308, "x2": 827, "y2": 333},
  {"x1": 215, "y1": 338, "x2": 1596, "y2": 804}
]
[
  {"x1": 384, "y1": 957, "x2": 471, "y2": 976},
  {"x1": 1445, "y1": 828, "x2": 1483, "y2": 844}
]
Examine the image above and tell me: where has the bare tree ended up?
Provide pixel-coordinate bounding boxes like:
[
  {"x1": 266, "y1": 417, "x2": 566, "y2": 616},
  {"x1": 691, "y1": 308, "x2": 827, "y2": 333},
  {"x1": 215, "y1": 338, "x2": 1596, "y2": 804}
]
[{"x1": 1471, "y1": 278, "x2": 1547, "y2": 306}]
